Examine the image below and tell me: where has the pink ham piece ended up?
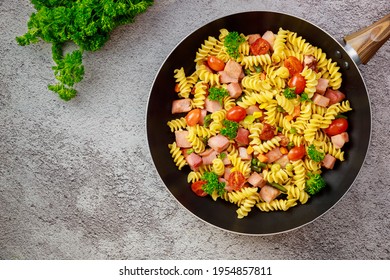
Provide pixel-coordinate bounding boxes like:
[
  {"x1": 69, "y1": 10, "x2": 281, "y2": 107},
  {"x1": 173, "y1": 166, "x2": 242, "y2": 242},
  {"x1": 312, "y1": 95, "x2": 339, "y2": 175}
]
[
  {"x1": 322, "y1": 154, "x2": 337, "y2": 169},
  {"x1": 235, "y1": 127, "x2": 249, "y2": 146},
  {"x1": 205, "y1": 97, "x2": 223, "y2": 113},
  {"x1": 265, "y1": 147, "x2": 283, "y2": 163},
  {"x1": 331, "y1": 132, "x2": 349, "y2": 149},
  {"x1": 248, "y1": 34, "x2": 261, "y2": 45},
  {"x1": 247, "y1": 172, "x2": 266, "y2": 188},
  {"x1": 186, "y1": 152, "x2": 202, "y2": 171},
  {"x1": 238, "y1": 147, "x2": 252, "y2": 161},
  {"x1": 275, "y1": 155, "x2": 290, "y2": 168},
  {"x1": 303, "y1": 55, "x2": 318, "y2": 71},
  {"x1": 224, "y1": 166, "x2": 232, "y2": 181},
  {"x1": 246, "y1": 105, "x2": 261, "y2": 115},
  {"x1": 198, "y1": 109, "x2": 208, "y2": 125},
  {"x1": 224, "y1": 60, "x2": 244, "y2": 80},
  {"x1": 219, "y1": 70, "x2": 239, "y2": 84},
  {"x1": 208, "y1": 134, "x2": 230, "y2": 153},
  {"x1": 201, "y1": 149, "x2": 218, "y2": 165},
  {"x1": 324, "y1": 88, "x2": 346, "y2": 105},
  {"x1": 226, "y1": 82, "x2": 242, "y2": 98},
  {"x1": 171, "y1": 98, "x2": 192, "y2": 114},
  {"x1": 316, "y1": 78, "x2": 329, "y2": 95},
  {"x1": 312, "y1": 93, "x2": 330, "y2": 107},
  {"x1": 260, "y1": 185, "x2": 281, "y2": 203},
  {"x1": 175, "y1": 130, "x2": 192, "y2": 148},
  {"x1": 262, "y1": 31, "x2": 276, "y2": 50}
]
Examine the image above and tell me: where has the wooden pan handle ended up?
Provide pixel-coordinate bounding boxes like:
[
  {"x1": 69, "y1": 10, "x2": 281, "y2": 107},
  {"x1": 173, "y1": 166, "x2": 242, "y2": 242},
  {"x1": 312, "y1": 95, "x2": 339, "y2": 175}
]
[{"x1": 344, "y1": 13, "x2": 390, "y2": 64}]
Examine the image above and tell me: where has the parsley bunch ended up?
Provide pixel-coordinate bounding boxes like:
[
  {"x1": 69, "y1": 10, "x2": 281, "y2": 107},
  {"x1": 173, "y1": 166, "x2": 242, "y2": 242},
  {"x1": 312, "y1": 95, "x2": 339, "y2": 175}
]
[
  {"x1": 16, "y1": 0, "x2": 154, "y2": 100},
  {"x1": 208, "y1": 87, "x2": 229, "y2": 104},
  {"x1": 220, "y1": 120, "x2": 239, "y2": 139},
  {"x1": 224, "y1": 31, "x2": 245, "y2": 59},
  {"x1": 202, "y1": 171, "x2": 225, "y2": 196},
  {"x1": 307, "y1": 144, "x2": 325, "y2": 162}
]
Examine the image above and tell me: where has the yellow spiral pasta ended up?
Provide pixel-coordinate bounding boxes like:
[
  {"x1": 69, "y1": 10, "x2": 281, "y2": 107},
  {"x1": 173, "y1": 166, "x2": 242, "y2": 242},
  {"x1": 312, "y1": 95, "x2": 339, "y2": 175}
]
[{"x1": 167, "y1": 27, "x2": 353, "y2": 219}]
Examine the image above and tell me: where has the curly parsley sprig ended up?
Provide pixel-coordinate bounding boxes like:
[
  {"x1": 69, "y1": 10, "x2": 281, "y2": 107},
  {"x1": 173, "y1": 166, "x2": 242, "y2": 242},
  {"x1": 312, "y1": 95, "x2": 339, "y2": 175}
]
[{"x1": 224, "y1": 31, "x2": 245, "y2": 59}]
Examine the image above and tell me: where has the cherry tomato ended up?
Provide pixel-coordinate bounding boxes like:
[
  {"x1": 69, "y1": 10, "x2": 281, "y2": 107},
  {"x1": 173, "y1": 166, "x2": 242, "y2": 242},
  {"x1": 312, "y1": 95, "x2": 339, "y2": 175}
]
[
  {"x1": 228, "y1": 171, "x2": 246, "y2": 191},
  {"x1": 259, "y1": 122, "x2": 275, "y2": 141},
  {"x1": 250, "y1": 38, "x2": 271, "y2": 55},
  {"x1": 284, "y1": 56, "x2": 303, "y2": 76},
  {"x1": 191, "y1": 180, "x2": 208, "y2": 197},
  {"x1": 185, "y1": 109, "x2": 201, "y2": 126},
  {"x1": 288, "y1": 74, "x2": 306, "y2": 94},
  {"x1": 226, "y1": 106, "x2": 246, "y2": 122},
  {"x1": 324, "y1": 118, "x2": 348, "y2": 136},
  {"x1": 207, "y1": 56, "x2": 225, "y2": 71},
  {"x1": 288, "y1": 146, "x2": 306, "y2": 161},
  {"x1": 174, "y1": 83, "x2": 180, "y2": 93}
]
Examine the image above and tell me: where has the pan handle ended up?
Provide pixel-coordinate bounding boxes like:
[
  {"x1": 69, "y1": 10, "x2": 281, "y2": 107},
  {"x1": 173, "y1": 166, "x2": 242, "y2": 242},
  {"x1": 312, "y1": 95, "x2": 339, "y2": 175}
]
[{"x1": 344, "y1": 13, "x2": 390, "y2": 64}]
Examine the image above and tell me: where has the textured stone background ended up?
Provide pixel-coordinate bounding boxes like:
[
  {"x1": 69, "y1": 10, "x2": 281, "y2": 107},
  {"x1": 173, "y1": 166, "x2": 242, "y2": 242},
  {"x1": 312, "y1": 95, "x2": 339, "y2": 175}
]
[{"x1": 1, "y1": 0, "x2": 389, "y2": 259}]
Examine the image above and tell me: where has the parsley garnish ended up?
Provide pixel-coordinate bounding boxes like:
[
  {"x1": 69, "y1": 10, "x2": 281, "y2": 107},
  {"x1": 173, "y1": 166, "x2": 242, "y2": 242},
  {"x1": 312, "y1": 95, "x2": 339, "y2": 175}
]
[
  {"x1": 283, "y1": 87, "x2": 297, "y2": 99},
  {"x1": 224, "y1": 31, "x2": 245, "y2": 59},
  {"x1": 307, "y1": 144, "x2": 325, "y2": 162},
  {"x1": 208, "y1": 87, "x2": 229, "y2": 105},
  {"x1": 220, "y1": 120, "x2": 239, "y2": 139},
  {"x1": 202, "y1": 171, "x2": 226, "y2": 196},
  {"x1": 300, "y1": 93, "x2": 311, "y2": 103}
]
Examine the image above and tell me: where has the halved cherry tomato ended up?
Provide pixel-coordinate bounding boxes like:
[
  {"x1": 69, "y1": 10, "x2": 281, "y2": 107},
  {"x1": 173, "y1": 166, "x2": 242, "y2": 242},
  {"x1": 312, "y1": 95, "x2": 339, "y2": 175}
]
[
  {"x1": 250, "y1": 38, "x2": 271, "y2": 55},
  {"x1": 191, "y1": 180, "x2": 208, "y2": 197},
  {"x1": 185, "y1": 108, "x2": 201, "y2": 126},
  {"x1": 324, "y1": 118, "x2": 348, "y2": 136},
  {"x1": 207, "y1": 56, "x2": 225, "y2": 71},
  {"x1": 228, "y1": 171, "x2": 246, "y2": 191},
  {"x1": 288, "y1": 146, "x2": 306, "y2": 161},
  {"x1": 226, "y1": 106, "x2": 246, "y2": 122},
  {"x1": 284, "y1": 56, "x2": 303, "y2": 76},
  {"x1": 288, "y1": 74, "x2": 306, "y2": 94}
]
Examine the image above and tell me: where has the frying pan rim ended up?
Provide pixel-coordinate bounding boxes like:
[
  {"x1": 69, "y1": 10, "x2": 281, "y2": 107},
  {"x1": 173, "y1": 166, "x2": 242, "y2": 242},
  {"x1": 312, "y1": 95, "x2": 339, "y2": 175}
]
[{"x1": 145, "y1": 10, "x2": 372, "y2": 236}]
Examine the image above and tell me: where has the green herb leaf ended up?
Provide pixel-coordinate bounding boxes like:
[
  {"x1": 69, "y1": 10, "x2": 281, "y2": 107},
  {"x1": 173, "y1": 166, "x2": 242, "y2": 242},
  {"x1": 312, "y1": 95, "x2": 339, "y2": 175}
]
[
  {"x1": 202, "y1": 171, "x2": 225, "y2": 196},
  {"x1": 300, "y1": 92, "x2": 312, "y2": 103},
  {"x1": 307, "y1": 144, "x2": 325, "y2": 162},
  {"x1": 224, "y1": 31, "x2": 245, "y2": 59},
  {"x1": 220, "y1": 120, "x2": 239, "y2": 139},
  {"x1": 208, "y1": 87, "x2": 229, "y2": 104},
  {"x1": 283, "y1": 87, "x2": 297, "y2": 99},
  {"x1": 305, "y1": 172, "x2": 326, "y2": 195}
]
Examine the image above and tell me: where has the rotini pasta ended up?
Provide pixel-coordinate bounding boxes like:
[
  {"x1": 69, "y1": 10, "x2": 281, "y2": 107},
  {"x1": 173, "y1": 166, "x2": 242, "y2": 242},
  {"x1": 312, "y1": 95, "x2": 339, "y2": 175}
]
[{"x1": 167, "y1": 27, "x2": 353, "y2": 219}]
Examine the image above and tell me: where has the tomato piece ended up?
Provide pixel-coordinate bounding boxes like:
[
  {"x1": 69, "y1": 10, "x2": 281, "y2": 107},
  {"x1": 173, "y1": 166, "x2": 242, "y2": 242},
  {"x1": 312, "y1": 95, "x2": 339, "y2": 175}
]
[
  {"x1": 207, "y1": 56, "x2": 225, "y2": 71},
  {"x1": 226, "y1": 106, "x2": 246, "y2": 122},
  {"x1": 228, "y1": 171, "x2": 245, "y2": 191},
  {"x1": 250, "y1": 38, "x2": 271, "y2": 55},
  {"x1": 288, "y1": 146, "x2": 306, "y2": 161},
  {"x1": 259, "y1": 122, "x2": 275, "y2": 141},
  {"x1": 185, "y1": 109, "x2": 201, "y2": 126},
  {"x1": 288, "y1": 74, "x2": 306, "y2": 94},
  {"x1": 191, "y1": 180, "x2": 208, "y2": 197},
  {"x1": 284, "y1": 56, "x2": 303, "y2": 76},
  {"x1": 174, "y1": 83, "x2": 180, "y2": 93},
  {"x1": 324, "y1": 118, "x2": 348, "y2": 136}
]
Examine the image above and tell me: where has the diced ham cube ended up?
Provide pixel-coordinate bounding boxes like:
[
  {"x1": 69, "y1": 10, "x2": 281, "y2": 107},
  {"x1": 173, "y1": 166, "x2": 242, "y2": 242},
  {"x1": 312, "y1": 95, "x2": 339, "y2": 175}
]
[
  {"x1": 275, "y1": 155, "x2": 290, "y2": 168},
  {"x1": 303, "y1": 55, "x2": 318, "y2": 71},
  {"x1": 171, "y1": 98, "x2": 192, "y2": 114},
  {"x1": 175, "y1": 130, "x2": 192, "y2": 148},
  {"x1": 331, "y1": 132, "x2": 349, "y2": 149},
  {"x1": 265, "y1": 147, "x2": 283, "y2": 163},
  {"x1": 313, "y1": 93, "x2": 330, "y2": 107},
  {"x1": 238, "y1": 147, "x2": 252, "y2": 161},
  {"x1": 322, "y1": 154, "x2": 337, "y2": 169},
  {"x1": 205, "y1": 97, "x2": 223, "y2": 113},
  {"x1": 224, "y1": 60, "x2": 243, "y2": 80},
  {"x1": 226, "y1": 82, "x2": 242, "y2": 98},
  {"x1": 246, "y1": 105, "x2": 261, "y2": 115},
  {"x1": 224, "y1": 166, "x2": 232, "y2": 181},
  {"x1": 235, "y1": 127, "x2": 249, "y2": 146},
  {"x1": 208, "y1": 134, "x2": 230, "y2": 153},
  {"x1": 316, "y1": 78, "x2": 329, "y2": 95},
  {"x1": 186, "y1": 152, "x2": 203, "y2": 171},
  {"x1": 248, "y1": 34, "x2": 261, "y2": 45},
  {"x1": 277, "y1": 133, "x2": 289, "y2": 146},
  {"x1": 201, "y1": 149, "x2": 218, "y2": 165},
  {"x1": 324, "y1": 88, "x2": 346, "y2": 105},
  {"x1": 260, "y1": 185, "x2": 281, "y2": 203},
  {"x1": 219, "y1": 70, "x2": 239, "y2": 84},
  {"x1": 222, "y1": 154, "x2": 231, "y2": 165},
  {"x1": 247, "y1": 172, "x2": 266, "y2": 188},
  {"x1": 262, "y1": 31, "x2": 276, "y2": 50}
]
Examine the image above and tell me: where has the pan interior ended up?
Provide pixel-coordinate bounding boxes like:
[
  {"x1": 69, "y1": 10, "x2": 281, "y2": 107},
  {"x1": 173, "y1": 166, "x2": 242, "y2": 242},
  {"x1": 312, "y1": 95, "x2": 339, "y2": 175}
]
[{"x1": 146, "y1": 11, "x2": 371, "y2": 235}]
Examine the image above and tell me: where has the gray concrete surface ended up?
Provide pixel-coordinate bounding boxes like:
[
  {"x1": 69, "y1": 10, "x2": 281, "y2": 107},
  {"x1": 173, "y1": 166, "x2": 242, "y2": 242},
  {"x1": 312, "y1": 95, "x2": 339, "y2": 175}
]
[{"x1": 1, "y1": 0, "x2": 389, "y2": 260}]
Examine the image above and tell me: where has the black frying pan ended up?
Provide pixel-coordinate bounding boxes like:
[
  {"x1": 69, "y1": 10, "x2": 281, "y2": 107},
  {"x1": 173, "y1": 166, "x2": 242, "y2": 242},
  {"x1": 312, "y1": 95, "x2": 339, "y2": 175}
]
[{"x1": 146, "y1": 12, "x2": 389, "y2": 235}]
